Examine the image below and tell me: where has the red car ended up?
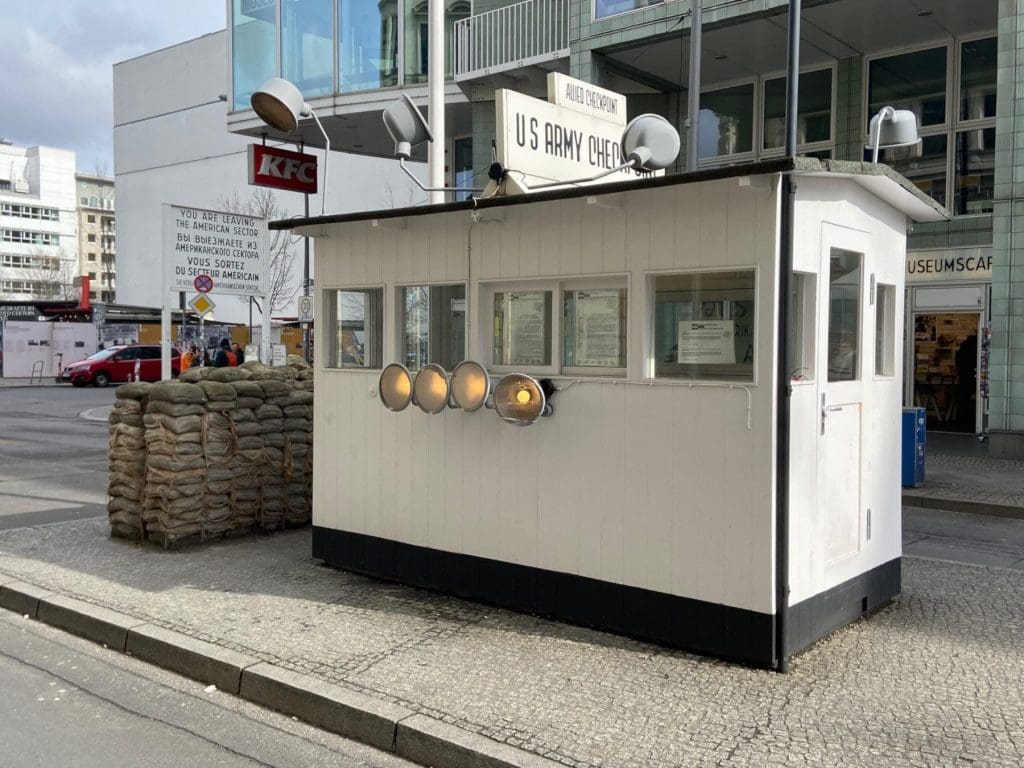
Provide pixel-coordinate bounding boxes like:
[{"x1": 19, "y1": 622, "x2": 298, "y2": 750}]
[{"x1": 60, "y1": 345, "x2": 181, "y2": 387}]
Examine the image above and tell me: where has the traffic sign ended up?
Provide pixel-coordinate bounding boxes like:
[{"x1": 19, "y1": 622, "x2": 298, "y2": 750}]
[
  {"x1": 297, "y1": 294, "x2": 314, "y2": 323},
  {"x1": 188, "y1": 293, "x2": 215, "y2": 317},
  {"x1": 194, "y1": 274, "x2": 214, "y2": 293}
]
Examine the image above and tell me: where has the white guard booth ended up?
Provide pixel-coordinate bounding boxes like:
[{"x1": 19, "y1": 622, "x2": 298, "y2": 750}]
[{"x1": 278, "y1": 158, "x2": 947, "y2": 666}]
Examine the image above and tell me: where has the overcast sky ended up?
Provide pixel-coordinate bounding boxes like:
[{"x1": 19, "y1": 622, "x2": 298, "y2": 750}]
[{"x1": 0, "y1": 1, "x2": 225, "y2": 175}]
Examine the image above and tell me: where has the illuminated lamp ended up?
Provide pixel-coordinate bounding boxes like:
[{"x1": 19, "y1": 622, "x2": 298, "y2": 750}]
[
  {"x1": 379, "y1": 363, "x2": 413, "y2": 411},
  {"x1": 493, "y1": 373, "x2": 555, "y2": 426},
  {"x1": 449, "y1": 360, "x2": 491, "y2": 411},
  {"x1": 413, "y1": 363, "x2": 450, "y2": 414}
]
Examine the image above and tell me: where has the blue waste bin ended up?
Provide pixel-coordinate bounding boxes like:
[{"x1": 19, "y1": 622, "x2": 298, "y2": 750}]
[{"x1": 902, "y1": 407, "x2": 926, "y2": 487}]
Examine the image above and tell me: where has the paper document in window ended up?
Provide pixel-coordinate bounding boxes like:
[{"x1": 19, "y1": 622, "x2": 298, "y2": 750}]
[
  {"x1": 574, "y1": 290, "x2": 621, "y2": 367},
  {"x1": 677, "y1": 320, "x2": 736, "y2": 364}
]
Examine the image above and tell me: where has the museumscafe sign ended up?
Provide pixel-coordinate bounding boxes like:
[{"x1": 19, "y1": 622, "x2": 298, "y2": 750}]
[
  {"x1": 248, "y1": 144, "x2": 318, "y2": 194},
  {"x1": 162, "y1": 204, "x2": 267, "y2": 296},
  {"x1": 906, "y1": 249, "x2": 993, "y2": 283}
]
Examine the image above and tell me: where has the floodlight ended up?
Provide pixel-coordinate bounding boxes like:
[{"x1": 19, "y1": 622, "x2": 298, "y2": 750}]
[
  {"x1": 493, "y1": 373, "x2": 553, "y2": 426},
  {"x1": 250, "y1": 77, "x2": 330, "y2": 215},
  {"x1": 379, "y1": 363, "x2": 413, "y2": 411},
  {"x1": 449, "y1": 360, "x2": 491, "y2": 411},
  {"x1": 866, "y1": 106, "x2": 920, "y2": 164},
  {"x1": 413, "y1": 363, "x2": 450, "y2": 414},
  {"x1": 621, "y1": 114, "x2": 681, "y2": 172}
]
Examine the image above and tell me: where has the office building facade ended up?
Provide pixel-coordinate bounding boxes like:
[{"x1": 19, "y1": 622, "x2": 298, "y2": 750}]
[{"x1": 76, "y1": 175, "x2": 116, "y2": 303}]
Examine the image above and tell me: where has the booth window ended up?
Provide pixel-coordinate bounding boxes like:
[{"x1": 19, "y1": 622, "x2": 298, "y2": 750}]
[
  {"x1": 327, "y1": 288, "x2": 383, "y2": 369},
  {"x1": 562, "y1": 288, "x2": 628, "y2": 372},
  {"x1": 827, "y1": 249, "x2": 862, "y2": 382},
  {"x1": 875, "y1": 283, "x2": 896, "y2": 377},
  {"x1": 493, "y1": 290, "x2": 552, "y2": 367},
  {"x1": 652, "y1": 270, "x2": 756, "y2": 382},
  {"x1": 400, "y1": 283, "x2": 466, "y2": 371}
]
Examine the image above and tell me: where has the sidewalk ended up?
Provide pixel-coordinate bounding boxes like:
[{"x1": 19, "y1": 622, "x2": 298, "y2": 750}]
[
  {"x1": 902, "y1": 432, "x2": 1024, "y2": 519},
  {"x1": 0, "y1": 376, "x2": 63, "y2": 388}
]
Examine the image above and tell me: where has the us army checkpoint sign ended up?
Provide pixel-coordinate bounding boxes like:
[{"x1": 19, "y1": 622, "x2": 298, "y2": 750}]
[{"x1": 163, "y1": 204, "x2": 268, "y2": 296}]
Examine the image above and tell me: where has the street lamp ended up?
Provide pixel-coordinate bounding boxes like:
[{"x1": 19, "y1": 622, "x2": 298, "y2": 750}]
[{"x1": 866, "y1": 106, "x2": 920, "y2": 164}]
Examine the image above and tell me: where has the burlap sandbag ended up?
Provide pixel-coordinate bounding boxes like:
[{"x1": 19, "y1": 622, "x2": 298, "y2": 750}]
[
  {"x1": 282, "y1": 418, "x2": 309, "y2": 431},
  {"x1": 207, "y1": 367, "x2": 252, "y2": 383},
  {"x1": 262, "y1": 432, "x2": 285, "y2": 448},
  {"x1": 256, "y1": 380, "x2": 289, "y2": 397},
  {"x1": 235, "y1": 397, "x2": 264, "y2": 410},
  {"x1": 149, "y1": 381, "x2": 207, "y2": 404},
  {"x1": 231, "y1": 380, "x2": 264, "y2": 397},
  {"x1": 146, "y1": 400, "x2": 206, "y2": 417},
  {"x1": 286, "y1": 354, "x2": 311, "y2": 369},
  {"x1": 115, "y1": 382, "x2": 152, "y2": 400},
  {"x1": 148, "y1": 454, "x2": 206, "y2": 472},
  {"x1": 234, "y1": 421, "x2": 262, "y2": 436},
  {"x1": 255, "y1": 404, "x2": 283, "y2": 419},
  {"x1": 286, "y1": 390, "x2": 313, "y2": 406},
  {"x1": 143, "y1": 413, "x2": 204, "y2": 434},
  {"x1": 109, "y1": 412, "x2": 143, "y2": 427},
  {"x1": 198, "y1": 380, "x2": 237, "y2": 400}
]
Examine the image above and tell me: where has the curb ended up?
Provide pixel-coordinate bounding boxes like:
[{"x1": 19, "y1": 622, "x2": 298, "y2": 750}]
[
  {"x1": 902, "y1": 493, "x2": 1024, "y2": 520},
  {"x1": 0, "y1": 581, "x2": 563, "y2": 768}
]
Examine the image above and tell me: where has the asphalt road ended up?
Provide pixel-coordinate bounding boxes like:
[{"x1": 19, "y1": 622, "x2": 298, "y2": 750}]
[
  {"x1": 0, "y1": 611, "x2": 415, "y2": 768},
  {"x1": 0, "y1": 386, "x2": 113, "y2": 530}
]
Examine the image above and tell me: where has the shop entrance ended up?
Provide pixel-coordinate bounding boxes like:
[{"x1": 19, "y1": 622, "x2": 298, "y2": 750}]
[{"x1": 912, "y1": 313, "x2": 980, "y2": 433}]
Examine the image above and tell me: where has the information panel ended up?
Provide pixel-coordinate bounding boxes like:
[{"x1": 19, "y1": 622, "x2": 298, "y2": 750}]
[
  {"x1": 677, "y1": 320, "x2": 736, "y2": 364},
  {"x1": 163, "y1": 204, "x2": 267, "y2": 296}
]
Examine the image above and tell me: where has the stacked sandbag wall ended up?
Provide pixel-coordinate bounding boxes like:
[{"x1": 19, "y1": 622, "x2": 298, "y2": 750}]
[{"x1": 106, "y1": 358, "x2": 314, "y2": 545}]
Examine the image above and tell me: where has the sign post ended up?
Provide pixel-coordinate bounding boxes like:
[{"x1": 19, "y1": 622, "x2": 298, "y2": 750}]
[{"x1": 162, "y1": 204, "x2": 269, "y2": 378}]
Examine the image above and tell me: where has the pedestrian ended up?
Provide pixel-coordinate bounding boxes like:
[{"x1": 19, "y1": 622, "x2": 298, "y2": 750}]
[
  {"x1": 180, "y1": 343, "x2": 199, "y2": 371},
  {"x1": 231, "y1": 342, "x2": 245, "y2": 365},
  {"x1": 213, "y1": 338, "x2": 238, "y2": 367}
]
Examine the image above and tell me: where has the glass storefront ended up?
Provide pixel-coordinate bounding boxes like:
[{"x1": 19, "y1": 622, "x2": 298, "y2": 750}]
[
  {"x1": 339, "y1": 0, "x2": 398, "y2": 92},
  {"x1": 232, "y1": 0, "x2": 277, "y2": 111},
  {"x1": 282, "y1": 0, "x2": 334, "y2": 98},
  {"x1": 912, "y1": 312, "x2": 981, "y2": 433}
]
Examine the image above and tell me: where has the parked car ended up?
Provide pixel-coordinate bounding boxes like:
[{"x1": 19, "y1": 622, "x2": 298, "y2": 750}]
[{"x1": 59, "y1": 345, "x2": 181, "y2": 387}]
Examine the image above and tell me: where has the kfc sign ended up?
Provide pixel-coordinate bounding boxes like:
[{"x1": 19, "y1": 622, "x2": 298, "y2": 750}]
[{"x1": 248, "y1": 144, "x2": 318, "y2": 194}]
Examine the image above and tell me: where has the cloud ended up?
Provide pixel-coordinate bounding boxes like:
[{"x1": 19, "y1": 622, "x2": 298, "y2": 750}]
[{"x1": 0, "y1": 1, "x2": 223, "y2": 173}]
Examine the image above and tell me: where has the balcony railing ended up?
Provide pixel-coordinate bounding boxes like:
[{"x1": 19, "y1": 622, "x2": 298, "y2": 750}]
[{"x1": 453, "y1": 0, "x2": 569, "y2": 82}]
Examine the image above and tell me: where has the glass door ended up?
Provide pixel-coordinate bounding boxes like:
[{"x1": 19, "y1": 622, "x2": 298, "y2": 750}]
[{"x1": 911, "y1": 312, "x2": 981, "y2": 433}]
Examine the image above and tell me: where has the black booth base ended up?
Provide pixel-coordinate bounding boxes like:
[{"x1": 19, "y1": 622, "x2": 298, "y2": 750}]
[{"x1": 312, "y1": 527, "x2": 901, "y2": 667}]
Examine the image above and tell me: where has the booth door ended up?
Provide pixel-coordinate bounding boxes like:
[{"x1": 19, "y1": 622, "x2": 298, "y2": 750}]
[{"x1": 816, "y1": 228, "x2": 870, "y2": 566}]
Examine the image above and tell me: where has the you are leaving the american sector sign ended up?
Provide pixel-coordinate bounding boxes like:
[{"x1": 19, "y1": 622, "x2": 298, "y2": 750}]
[{"x1": 163, "y1": 204, "x2": 267, "y2": 296}]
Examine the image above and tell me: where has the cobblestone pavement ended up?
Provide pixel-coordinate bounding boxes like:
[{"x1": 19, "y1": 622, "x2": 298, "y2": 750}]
[
  {"x1": 909, "y1": 452, "x2": 1024, "y2": 509},
  {"x1": 1, "y1": 520, "x2": 1022, "y2": 767}
]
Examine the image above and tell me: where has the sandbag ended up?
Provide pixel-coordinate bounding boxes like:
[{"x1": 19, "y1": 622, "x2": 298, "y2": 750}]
[
  {"x1": 115, "y1": 382, "x2": 153, "y2": 400},
  {"x1": 146, "y1": 400, "x2": 206, "y2": 417},
  {"x1": 149, "y1": 381, "x2": 207, "y2": 404},
  {"x1": 207, "y1": 367, "x2": 252, "y2": 383}
]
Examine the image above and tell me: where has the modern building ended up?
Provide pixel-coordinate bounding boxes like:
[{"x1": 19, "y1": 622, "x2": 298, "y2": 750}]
[
  {"x1": 76, "y1": 174, "x2": 116, "y2": 303},
  {"x1": 0, "y1": 140, "x2": 78, "y2": 301},
  {"x1": 112, "y1": 30, "x2": 418, "y2": 326},
  {"x1": 222, "y1": 0, "x2": 1024, "y2": 455}
]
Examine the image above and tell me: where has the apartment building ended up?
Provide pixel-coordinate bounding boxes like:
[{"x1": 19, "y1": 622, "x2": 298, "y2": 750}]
[{"x1": 76, "y1": 175, "x2": 116, "y2": 303}]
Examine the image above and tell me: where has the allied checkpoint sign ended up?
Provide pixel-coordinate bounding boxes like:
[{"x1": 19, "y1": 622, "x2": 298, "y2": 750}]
[{"x1": 161, "y1": 204, "x2": 269, "y2": 377}]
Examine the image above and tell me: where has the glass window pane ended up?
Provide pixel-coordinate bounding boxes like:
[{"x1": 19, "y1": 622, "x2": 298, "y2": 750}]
[
  {"x1": 404, "y1": 0, "x2": 471, "y2": 84},
  {"x1": 595, "y1": 0, "x2": 664, "y2": 21},
  {"x1": 493, "y1": 291, "x2": 552, "y2": 366},
  {"x1": 868, "y1": 47, "x2": 947, "y2": 128},
  {"x1": 562, "y1": 289, "x2": 627, "y2": 370},
  {"x1": 232, "y1": 0, "x2": 277, "y2": 111},
  {"x1": 873, "y1": 133, "x2": 947, "y2": 208},
  {"x1": 699, "y1": 84, "x2": 754, "y2": 158},
  {"x1": 339, "y1": 0, "x2": 398, "y2": 92},
  {"x1": 654, "y1": 270, "x2": 755, "y2": 381},
  {"x1": 875, "y1": 283, "x2": 896, "y2": 377},
  {"x1": 763, "y1": 69, "x2": 832, "y2": 150},
  {"x1": 330, "y1": 288, "x2": 383, "y2": 368},
  {"x1": 401, "y1": 284, "x2": 466, "y2": 371},
  {"x1": 282, "y1": 0, "x2": 334, "y2": 98},
  {"x1": 954, "y1": 127, "x2": 995, "y2": 216},
  {"x1": 789, "y1": 272, "x2": 815, "y2": 382},
  {"x1": 827, "y1": 249, "x2": 861, "y2": 382},
  {"x1": 961, "y1": 38, "x2": 996, "y2": 121}
]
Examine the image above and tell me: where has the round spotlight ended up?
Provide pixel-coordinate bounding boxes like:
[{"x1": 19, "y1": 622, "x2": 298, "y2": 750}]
[
  {"x1": 250, "y1": 78, "x2": 309, "y2": 133},
  {"x1": 494, "y1": 373, "x2": 546, "y2": 426},
  {"x1": 379, "y1": 364, "x2": 413, "y2": 411},
  {"x1": 450, "y1": 360, "x2": 491, "y2": 412},
  {"x1": 413, "y1": 363, "x2": 450, "y2": 414}
]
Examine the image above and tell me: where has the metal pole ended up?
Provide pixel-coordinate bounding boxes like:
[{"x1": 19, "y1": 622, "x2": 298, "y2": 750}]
[
  {"x1": 303, "y1": 192, "x2": 311, "y2": 362},
  {"x1": 178, "y1": 291, "x2": 185, "y2": 348},
  {"x1": 428, "y1": 0, "x2": 445, "y2": 204},
  {"x1": 686, "y1": 0, "x2": 702, "y2": 172},
  {"x1": 775, "y1": 0, "x2": 801, "y2": 675}
]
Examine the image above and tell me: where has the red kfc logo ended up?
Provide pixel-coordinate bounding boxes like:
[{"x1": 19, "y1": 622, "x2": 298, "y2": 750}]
[{"x1": 248, "y1": 144, "x2": 318, "y2": 194}]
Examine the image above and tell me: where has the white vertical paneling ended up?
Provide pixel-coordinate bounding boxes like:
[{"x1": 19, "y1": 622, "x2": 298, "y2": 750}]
[
  {"x1": 363, "y1": 384, "x2": 383, "y2": 537},
  {"x1": 516, "y1": 420, "x2": 541, "y2": 567},
  {"x1": 393, "y1": 405, "x2": 414, "y2": 544},
  {"x1": 349, "y1": 374, "x2": 368, "y2": 535},
  {"x1": 669, "y1": 387, "x2": 701, "y2": 598},
  {"x1": 695, "y1": 389, "x2": 728, "y2": 602},
  {"x1": 621, "y1": 385, "x2": 648, "y2": 588},
  {"x1": 602, "y1": 200, "x2": 627, "y2": 274},
  {"x1": 442, "y1": 412, "x2": 463, "y2": 552},
  {"x1": 557, "y1": 201, "x2": 582, "y2": 276},
  {"x1": 623, "y1": 189, "x2": 651, "y2": 273},
  {"x1": 429, "y1": 215, "x2": 447, "y2": 281},
  {"x1": 480, "y1": 228, "x2": 501, "y2": 280},
  {"x1": 351, "y1": 225, "x2": 368, "y2": 285},
  {"x1": 475, "y1": 417, "x2": 501, "y2": 560},
  {"x1": 643, "y1": 385, "x2": 677, "y2": 595},
  {"x1": 671, "y1": 183, "x2": 701, "y2": 270},
  {"x1": 460, "y1": 411, "x2": 482, "y2": 555},
  {"x1": 538, "y1": 201, "x2": 563, "y2": 276},
  {"x1": 519, "y1": 205, "x2": 541, "y2": 277},
  {"x1": 379, "y1": 405, "x2": 398, "y2": 542},
  {"x1": 365, "y1": 227, "x2": 383, "y2": 285},
  {"x1": 536, "y1": 397, "x2": 561, "y2": 568},
  {"x1": 500, "y1": 210, "x2": 520, "y2": 278},
  {"x1": 409, "y1": 411, "x2": 430, "y2": 543},
  {"x1": 698, "y1": 181, "x2": 729, "y2": 269},
  {"x1": 575, "y1": 384, "x2": 604, "y2": 576},
  {"x1": 426, "y1": 412, "x2": 446, "y2": 550},
  {"x1": 726, "y1": 182, "x2": 757, "y2": 267},
  {"x1": 648, "y1": 187, "x2": 675, "y2": 271},
  {"x1": 338, "y1": 231, "x2": 353, "y2": 285},
  {"x1": 496, "y1": 419, "x2": 520, "y2": 562},
  {"x1": 554, "y1": 380, "x2": 582, "y2": 575},
  {"x1": 395, "y1": 223, "x2": 415, "y2": 286},
  {"x1": 579, "y1": 199, "x2": 605, "y2": 275},
  {"x1": 411, "y1": 221, "x2": 430, "y2": 284},
  {"x1": 599, "y1": 385, "x2": 626, "y2": 583},
  {"x1": 720, "y1": 386, "x2": 756, "y2": 609},
  {"x1": 446, "y1": 216, "x2": 466, "y2": 281}
]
